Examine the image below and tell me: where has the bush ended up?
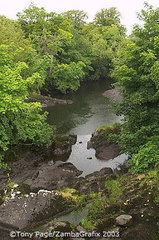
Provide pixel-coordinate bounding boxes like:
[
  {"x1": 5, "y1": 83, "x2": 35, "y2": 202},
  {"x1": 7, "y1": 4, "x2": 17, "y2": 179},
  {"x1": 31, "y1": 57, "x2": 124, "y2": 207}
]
[{"x1": 129, "y1": 136, "x2": 159, "y2": 173}]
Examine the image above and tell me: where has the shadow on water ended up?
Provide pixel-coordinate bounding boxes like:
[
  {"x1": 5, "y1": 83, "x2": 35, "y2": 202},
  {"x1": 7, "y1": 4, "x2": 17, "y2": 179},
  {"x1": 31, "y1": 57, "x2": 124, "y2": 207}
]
[
  {"x1": 46, "y1": 79, "x2": 122, "y2": 135},
  {"x1": 46, "y1": 79, "x2": 127, "y2": 175}
]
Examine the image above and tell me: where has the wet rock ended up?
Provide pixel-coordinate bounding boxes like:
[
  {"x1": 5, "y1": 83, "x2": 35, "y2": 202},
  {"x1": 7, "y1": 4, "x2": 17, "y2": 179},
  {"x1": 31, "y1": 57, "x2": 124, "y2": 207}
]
[
  {"x1": 74, "y1": 168, "x2": 113, "y2": 194},
  {"x1": 69, "y1": 134, "x2": 77, "y2": 145},
  {"x1": 8, "y1": 159, "x2": 40, "y2": 185},
  {"x1": 89, "y1": 125, "x2": 122, "y2": 160},
  {"x1": 52, "y1": 135, "x2": 76, "y2": 160},
  {"x1": 24, "y1": 162, "x2": 82, "y2": 192},
  {"x1": 116, "y1": 214, "x2": 133, "y2": 226},
  {"x1": 96, "y1": 143, "x2": 121, "y2": 160},
  {"x1": 76, "y1": 225, "x2": 86, "y2": 232},
  {"x1": 52, "y1": 146, "x2": 71, "y2": 157},
  {"x1": 87, "y1": 140, "x2": 93, "y2": 149},
  {"x1": 86, "y1": 167, "x2": 113, "y2": 178},
  {"x1": 0, "y1": 189, "x2": 76, "y2": 230}
]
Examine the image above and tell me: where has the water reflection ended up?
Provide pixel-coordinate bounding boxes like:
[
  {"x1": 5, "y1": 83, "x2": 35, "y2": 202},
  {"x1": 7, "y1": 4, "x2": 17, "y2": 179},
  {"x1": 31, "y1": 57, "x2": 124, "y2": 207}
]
[
  {"x1": 68, "y1": 135, "x2": 128, "y2": 177},
  {"x1": 46, "y1": 80, "x2": 127, "y2": 175},
  {"x1": 46, "y1": 79, "x2": 121, "y2": 135},
  {"x1": 46, "y1": 100, "x2": 93, "y2": 134}
]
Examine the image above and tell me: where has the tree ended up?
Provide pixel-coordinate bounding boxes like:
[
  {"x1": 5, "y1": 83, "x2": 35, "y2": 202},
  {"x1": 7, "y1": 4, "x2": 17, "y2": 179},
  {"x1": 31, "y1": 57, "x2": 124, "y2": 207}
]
[
  {"x1": 93, "y1": 7, "x2": 121, "y2": 27},
  {"x1": 129, "y1": 136, "x2": 159, "y2": 173},
  {"x1": 62, "y1": 10, "x2": 88, "y2": 30},
  {"x1": 111, "y1": 4, "x2": 159, "y2": 171},
  {"x1": 0, "y1": 15, "x2": 48, "y2": 92},
  {"x1": 17, "y1": 4, "x2": 92, "y2": 92},
  {"x1": 52, "y1": 61, "x2": 86, "y2": 93},
  {"x1": 0, "y1": 44, "x2": 55, "y2": 167},
  {"x1": 84, "y1": 12, "x2": 126, "y2": 80}
]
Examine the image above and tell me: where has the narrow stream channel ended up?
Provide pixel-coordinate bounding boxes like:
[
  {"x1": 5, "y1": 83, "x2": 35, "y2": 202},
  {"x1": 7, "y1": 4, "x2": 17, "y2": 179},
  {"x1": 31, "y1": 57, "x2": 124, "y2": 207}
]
[
  {"x1": 68, "y1": 135, "x2": 127, "y2": 177},
  {"x1": 46, "y1": 79, "x2": 127, "y2": 176}
]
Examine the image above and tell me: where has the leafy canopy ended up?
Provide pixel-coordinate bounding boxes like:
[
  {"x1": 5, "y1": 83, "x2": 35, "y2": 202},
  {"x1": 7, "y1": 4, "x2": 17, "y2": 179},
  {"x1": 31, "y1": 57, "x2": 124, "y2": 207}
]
[
  {"x1": 111, "y1": 3, "x2": 159, "y2": 172},
  {"x1": 0, "y1": 44, "x2": 55, "y2": 167}
]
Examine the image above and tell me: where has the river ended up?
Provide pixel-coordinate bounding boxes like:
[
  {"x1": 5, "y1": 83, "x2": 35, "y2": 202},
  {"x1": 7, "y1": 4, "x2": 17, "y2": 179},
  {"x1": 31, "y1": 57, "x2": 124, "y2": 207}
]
[
  {"x1": 46, "y1": 79, "x2": 127, "y2": 176},
  {"x1": 46, "y1": 79, "x2": 121, "y2": 134}
]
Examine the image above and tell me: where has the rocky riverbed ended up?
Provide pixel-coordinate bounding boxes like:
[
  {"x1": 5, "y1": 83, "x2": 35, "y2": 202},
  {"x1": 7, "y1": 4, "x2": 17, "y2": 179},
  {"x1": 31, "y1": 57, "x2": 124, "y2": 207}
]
[{"x1": 0, "y1": 131, "x2": 158, "y2": 240}]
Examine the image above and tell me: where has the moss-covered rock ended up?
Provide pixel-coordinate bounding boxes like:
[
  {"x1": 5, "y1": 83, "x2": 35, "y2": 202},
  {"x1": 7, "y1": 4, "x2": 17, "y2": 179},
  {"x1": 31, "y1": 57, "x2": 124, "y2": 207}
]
[
  {"x1": 0, "y1": 189, "x2": 77, "y2": 230},
  {"x1": 51, "y1": 134, "x2": 77, "y2": 160},
  {"x1": 83, "y1": 169, "x2": 159, "y2": 239},
  {"x1": 88, "y1": 123, "x2": 122, "y2": 160},
  {"x1": 1, "y1": 181, "x2": 31, "y2": 201}
]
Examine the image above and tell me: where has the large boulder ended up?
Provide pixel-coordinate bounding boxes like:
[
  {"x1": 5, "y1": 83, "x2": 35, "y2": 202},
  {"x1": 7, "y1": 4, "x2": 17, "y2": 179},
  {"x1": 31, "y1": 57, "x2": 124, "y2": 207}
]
[
  {"x1": 88, "y1": 124, "x2": 121, "y2": 160},
  {"x1": 24, "y1": 161, "x2": 82, "y2": 192},
  {"x1": 51, "y1": 135, "x2": 77, "y2": 160},
  {"x1": 69, "y1": 134, "x2": 77, "y2": 145},
  {"x1": 73, "y1": 167, "x2": 113, "y2": 194},
  {"x1": 0, "y1": 189, "x2": 76, "y2": 230},
  {"x1": 102, "y1": 87, "x2": 123, "y2": 102}
]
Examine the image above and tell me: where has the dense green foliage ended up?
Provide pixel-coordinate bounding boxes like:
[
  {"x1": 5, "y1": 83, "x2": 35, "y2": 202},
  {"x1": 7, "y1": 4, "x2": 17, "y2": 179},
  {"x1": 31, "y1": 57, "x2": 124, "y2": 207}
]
[
  {"x1": 0, "y1": 4, "x2": 125, "y2": 167},
  {"x1": 111, "y1": 3, "x2": 159, "y2": 172},
  {"x1": 0, "y1": 3, "x2": 158, "y2": 174},
  {"x1": 16, "y1": 4, "x2": 125, "y2": 92},
  {"x1": 0, "y1": 28, "x2": 55, "y2": 167}
]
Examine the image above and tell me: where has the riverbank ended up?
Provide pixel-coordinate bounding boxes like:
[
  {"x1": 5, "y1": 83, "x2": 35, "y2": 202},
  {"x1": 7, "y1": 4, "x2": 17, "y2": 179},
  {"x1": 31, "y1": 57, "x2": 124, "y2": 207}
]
[
  {"x1": 0, "y1": 80, "x2": 158, "y2": 239},
  {"x1": 102, "y1": 86, "x2": 123, "y2": 102},
  {"x1": 27, "y1": 94, "x2": 73, "y2": 108}
]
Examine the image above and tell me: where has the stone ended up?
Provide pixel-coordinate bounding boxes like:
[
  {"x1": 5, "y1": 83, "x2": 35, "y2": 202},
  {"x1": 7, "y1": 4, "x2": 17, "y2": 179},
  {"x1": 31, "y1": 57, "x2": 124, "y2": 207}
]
[
  {"x1": 52, "y1": 135, "x2": 76, "y2": 159},
  {"x1": 86, "y1": 167, "x2": 113, "y2": 178},
  {"x1": 52, "y1": 221, "x2": 72, "y2": 232},
  {"x1": 102, "y1": 87, "x2": 123, "y2": 102},
  {"x1": 24, "y1": 162, "x2": 83, "y2": 192},
  {"x1": 52, "y1": 146, "x2": 71, "y2": 157},
  {"x1": 87, "y1": 140, "x2": 93, "y2": 149},
  {"x1": 116, "y1": 214, "x2": 133, "y2": 226},
  {"x1": 41, "y1": 221, "x2": 72, "y2": 233},
  {"x1": 76, "y1": 225, "x2": 86, "y2": 232},
  {"x1": 0, "y1": 190, "x2": 76, "y2": 230},
  {"x1": 96, "y1": 144, "x2": 121, "y2": 160},
  {"x1": 69, "y1": 134, "x2": 77, "y2": 145}
]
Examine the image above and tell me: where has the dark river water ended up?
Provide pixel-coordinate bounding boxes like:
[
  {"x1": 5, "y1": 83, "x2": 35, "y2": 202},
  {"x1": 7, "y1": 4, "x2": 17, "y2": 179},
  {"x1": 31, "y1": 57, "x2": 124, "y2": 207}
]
[
  {"x1": 46, "y1": 79, "x2": 127, "y2": 176},
  {"x1": 46, "y1": 79, "x2": 121, "y2": 134}
]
